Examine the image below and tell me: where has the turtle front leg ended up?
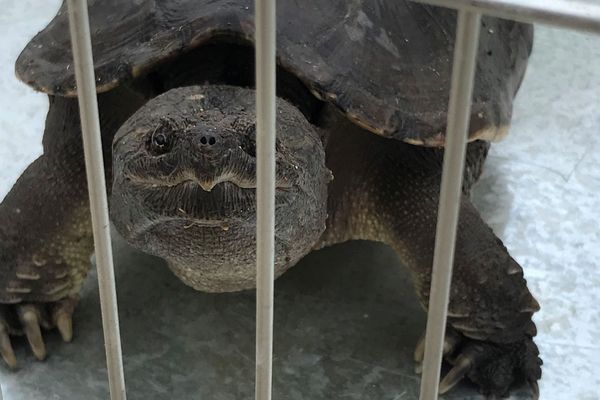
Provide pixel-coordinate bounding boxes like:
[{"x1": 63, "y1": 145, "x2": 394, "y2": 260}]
[
  {"x1": 0, "y1": 95, "x2": 94, "y2": 367},
  {"x1": 378, "y1": 167, "x2": 542, "y2": 398},
  {"x1": 0, "y1": 88, "x2": 145, "y2": 367},
  {"x1": 321, "y1": 110, "x2": 540, "y2": 397},
  {"x1": 404, "y1": 203, "x2": 542, "y2": 399}
]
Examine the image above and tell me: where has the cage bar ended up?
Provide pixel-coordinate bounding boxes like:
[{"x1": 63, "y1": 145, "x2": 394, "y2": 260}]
[
  {"x1": 418, "y1": 9, "x2": 482, "y2": 400},
  {"x1": 66, "y1": 1, "x2": 127, "y2": 399},
  {"x1": 254, "y1": 1, "x2": 277, "y2": 400},
  {"x1": 416, "y1": 0, "x2": 600, "y2": 34}
]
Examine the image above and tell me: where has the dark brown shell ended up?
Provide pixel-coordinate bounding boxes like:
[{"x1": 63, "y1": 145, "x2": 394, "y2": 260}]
[{"x1": 16, "y1": 0, "x2": 533, "y2": 145}]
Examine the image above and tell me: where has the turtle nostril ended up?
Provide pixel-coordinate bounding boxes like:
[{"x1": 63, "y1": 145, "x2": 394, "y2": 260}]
[{"x1": 200, "y1": 136, "x2": 217, "y2": 145}]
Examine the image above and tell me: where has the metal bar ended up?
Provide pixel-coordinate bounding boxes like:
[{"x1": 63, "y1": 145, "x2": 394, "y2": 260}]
[
  {"x1": 418, "y1": 9, "x2": 481, "y2": 400},
  {"x1": 415, "y1": 0, "x2": 600, "y2": 34},
  {"x1": 254, "y1": 0, "x2": 276, "y2": 399},
  {"x1": 66, "y1": 1, "x2": 127, "y2": 399}
]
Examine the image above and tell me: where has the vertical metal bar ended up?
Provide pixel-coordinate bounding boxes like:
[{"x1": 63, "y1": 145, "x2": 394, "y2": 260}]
[
  {"x1": 418, "y1": 10, "x2": 481, "y2": 400},
  {"x1": 66, "y1": 1, "x2": 127, "y2": 399},
  {"x1": 254, "y1": 0, "x2": 276, "y2": 400}
]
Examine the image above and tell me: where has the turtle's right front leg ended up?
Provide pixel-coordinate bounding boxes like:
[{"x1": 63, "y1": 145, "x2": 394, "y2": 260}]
[
  {"x1": 0, "y1": 95, "x2": 93, "y2": 367},
  {"x1": 0, "y1": 88, "x2": 145, "y2": 368}
]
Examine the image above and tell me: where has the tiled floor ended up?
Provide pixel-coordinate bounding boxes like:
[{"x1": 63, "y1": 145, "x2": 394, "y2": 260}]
[
  {"x1": 0, "y1": 2, "x2": 599, "y2": 399},
  {"x1": 472, "y1": 26, "x2": 600, "y2": 400}
]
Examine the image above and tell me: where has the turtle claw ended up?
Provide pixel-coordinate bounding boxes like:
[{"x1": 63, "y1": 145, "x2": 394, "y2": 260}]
[
  {"x1": 439, "y1": 355, "x2": 472, "y2": 394},
  {"x1": 0, "y1": 324, "x2": 17, "y2": 369},
  {"x1": 413, "y1": 334, "x2": 425, "y2": 373},
  {"x1": 52, "y1": 296, "x2": 78, "y2": 343},
  {"x1": 529, "y1": 381, "x2": 540, "y2": 400},
  {"x1": 17, "y1": 305, "x2": 47, "y2": 361},
  {"x1": 413, "y1": 329, "x2": 461, "y2": 374},
  {"x1": 55, "y1": 313, "x2": 73, "y2": 343},
  {"x1": 413, "y1": 327, "x2": 541, "y2": 397},
  {"x1": 0, "y1": 296, "x2": 79, "y2": 368}
]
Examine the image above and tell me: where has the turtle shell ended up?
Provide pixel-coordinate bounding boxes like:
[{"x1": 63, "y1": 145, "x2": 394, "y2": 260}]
[{"x1": 16, "y1": 0, "x2": 533, "y2": 146}]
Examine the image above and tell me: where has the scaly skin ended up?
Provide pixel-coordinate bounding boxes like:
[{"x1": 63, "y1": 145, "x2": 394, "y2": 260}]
[
  {"x1": 111, "y1": 85, "x2": 331, "y2": 293},
  {"x1": 318, "y1": 106, "x2": 541, "y2": 397},
  {"x1": 111, "y1": 87, "x2": 540, "y2": 397},
  {"x1": 0, "y1": 84, "x2": 540, "y2": 397},
  {"x1": 0, "y1": 86, "x2": 146, "y2": 366}
]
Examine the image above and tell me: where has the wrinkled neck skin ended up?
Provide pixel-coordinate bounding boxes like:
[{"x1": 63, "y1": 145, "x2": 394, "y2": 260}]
[
  {"x1": 113, "y1": 179, "x2": 326, "y2": 293},
  {"x1": 111, "y1": 85, "x2": 330, "y2": 292},
  {"x1": 124, "y1": 212, "x2": 311, "y2": 293}
]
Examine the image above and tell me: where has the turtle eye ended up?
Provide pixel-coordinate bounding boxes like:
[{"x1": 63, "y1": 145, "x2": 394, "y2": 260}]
[
  {"x1": 149, "y1": 130, "x2": 172, "y2": 155},
  {"x1": 154, "y1": 133, "x2": 167, "y2": 147}
]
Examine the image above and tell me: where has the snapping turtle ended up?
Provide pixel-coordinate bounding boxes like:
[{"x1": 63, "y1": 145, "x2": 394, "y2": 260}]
[{"x1": 0, "y1": 0, "x2": 541, "y2": 397}]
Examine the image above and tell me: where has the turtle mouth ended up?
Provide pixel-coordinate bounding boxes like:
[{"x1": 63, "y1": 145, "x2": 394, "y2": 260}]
[
  {"x1": 117, "y1": 141, "x2": 301, "y2": 230},
  {"x1": 134, "y1": 171, "x2": 294, "y2": 192},
  {"x1": 131, "y1": 172, "x2": 296, "y2": 224}
]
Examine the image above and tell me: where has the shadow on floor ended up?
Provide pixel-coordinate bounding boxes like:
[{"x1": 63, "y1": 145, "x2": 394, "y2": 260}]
[{"x1": 2, "y1": 236, "x2": 533, "y2": 399}]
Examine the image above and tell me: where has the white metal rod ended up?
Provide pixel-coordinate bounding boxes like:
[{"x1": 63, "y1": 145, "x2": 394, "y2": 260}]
[
  {"x1": 254, "y1": 0, "x2": 276, "y2": 399},
  {"x1": 415, "y1": 0, "x2": 600, "y2": 34},
  {"x1": 66, "y1": 1, "x2": 127, "y2": 399},
  {"x1": 418, "y1": 10, "x2": 481, "y2": 400}
]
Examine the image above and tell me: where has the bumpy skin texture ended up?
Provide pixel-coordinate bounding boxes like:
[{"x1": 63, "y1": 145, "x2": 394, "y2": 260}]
[
  {"x1": 2, "y1": 11, "x2": 539, "y2": 397},
  {"x1": 111, "y1": 85, "x2": 330, "y2": 292},
  {"x1": 0, "y1": 87, "x2": 146, "y2": 365},
  {"x1": 0, "y1": 96, "x2": 90, "y2": 305},
  {"x1": 0, "y1": 83, "x2": 542, "y2": 395},
  {"x1": 109, "y1": 89, "x2": 541, "y2": 396},
  {"x1": 0, "y1": 86, "x2": 146, "y2": 304},
  {"x1": 318, "y1": 107, "x2": 541, "y2": 396}
]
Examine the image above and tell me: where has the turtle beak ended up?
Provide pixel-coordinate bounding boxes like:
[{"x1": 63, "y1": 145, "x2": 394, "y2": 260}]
[{"x1": 198, "y1": 180, "x2": 217, "y2": 192}]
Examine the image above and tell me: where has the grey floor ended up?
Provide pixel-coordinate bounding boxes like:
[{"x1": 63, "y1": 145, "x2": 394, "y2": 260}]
[{"x1": 1, "y1": 2, "x2": 600, "y2": 400}]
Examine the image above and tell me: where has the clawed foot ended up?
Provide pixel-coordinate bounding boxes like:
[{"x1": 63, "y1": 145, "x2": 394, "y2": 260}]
[
  {"x1": 414, "y1": 328, "x2": 541, "y2": 399},
  {"x1": 0, "y1": 296, "x2": 78, "y2": 368}
]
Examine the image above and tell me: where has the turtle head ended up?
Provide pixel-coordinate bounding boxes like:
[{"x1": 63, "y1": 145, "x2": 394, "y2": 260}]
[{"x1": 111, "y1": 85, "x2": 330, "y2": 292}]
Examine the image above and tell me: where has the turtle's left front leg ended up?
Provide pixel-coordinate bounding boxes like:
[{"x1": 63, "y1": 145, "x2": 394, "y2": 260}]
[
  {"x1": 371, "y1": 145, "x2": 542, "y2": 398},
  {"x1": 321, "y1": 115, "x2": 541, "y2": 397},
  {"x1": 404, "y1": 200, "x2": 542, "y2": 398}
]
